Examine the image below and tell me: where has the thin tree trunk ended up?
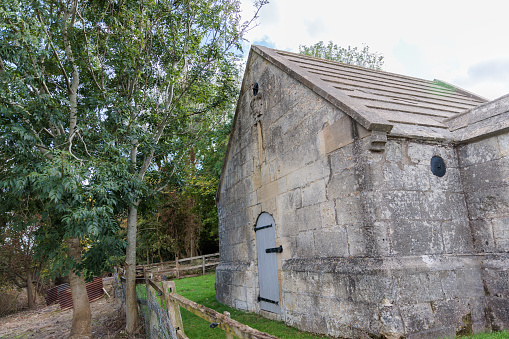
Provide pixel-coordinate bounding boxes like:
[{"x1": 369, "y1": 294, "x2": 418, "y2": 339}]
[
  {"x1": 156, "y1": 213, "x2": 163, "y2": 264},
  {"x1": 67, "y1": 237, "x2": 92, "y2": 339},
  {"x1": 26, "y1": 268, "x2": 35, "y2": 309},
  {"x1": 125, "y1": 203, "x2": 140, "y2": 334}
]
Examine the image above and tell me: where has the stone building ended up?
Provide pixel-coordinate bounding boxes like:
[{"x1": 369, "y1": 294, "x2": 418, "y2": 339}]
[{"x1": 215, "y1": 45, "x2": 509, "y2": 338}]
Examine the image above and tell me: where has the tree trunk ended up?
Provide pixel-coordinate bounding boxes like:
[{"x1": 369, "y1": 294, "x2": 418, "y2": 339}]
[
  {"x1": 67, "y1": 237, "x2": 92, "y2": 339},
  {"x1": 125, "y1": 203, "x2": 140, "y2": 334},
  {"x1": 156, "y1": 214, "x2": 163, "y2": 264},
  {"x1": 26, "y1": 268, "x2": 35, "y2": 309}
]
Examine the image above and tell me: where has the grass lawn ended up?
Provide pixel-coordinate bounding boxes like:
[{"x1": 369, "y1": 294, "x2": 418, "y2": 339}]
[
  {"x1": 140, "y1": 273, "x2": 509, "y2": 339},
  {"x1": 457, "y1": 333, "x2": 509, "y2": 339},
  {"x1": 173, "y1": 273, "x2": 323, "y2": 338}
]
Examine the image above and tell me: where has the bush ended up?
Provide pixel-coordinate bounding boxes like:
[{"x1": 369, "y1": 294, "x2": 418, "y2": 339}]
[
  {"x1": 0, "y1": 285, "x2": 46, "y2": 317},
  {"x1": 0, "y1": 286, "x2": 27, "y2": 316}
]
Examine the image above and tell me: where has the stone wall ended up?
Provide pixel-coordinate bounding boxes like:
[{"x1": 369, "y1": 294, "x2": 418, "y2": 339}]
[
  {"x1": 458, "y1": 133, "x2": 509, "y2": 330},
  {"x1": 282, "y1": 137, "x2": 487, "y2": 338},
  {"x1": 216, "y1": 50, "x2": 351, "y2": 316}
]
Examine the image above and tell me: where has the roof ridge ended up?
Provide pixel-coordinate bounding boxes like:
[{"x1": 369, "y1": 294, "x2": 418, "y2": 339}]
[
  {"x1": 275, "y1": 49, "x2": 437, "y2": 86},
  {"x1": 275, "y1": 48, "x2": 487, "y2": 103}
]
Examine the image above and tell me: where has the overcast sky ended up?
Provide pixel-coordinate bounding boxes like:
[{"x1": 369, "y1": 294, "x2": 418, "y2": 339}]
[{"x1": 240, "y1": 0, "x2": 509, "y2": 101}]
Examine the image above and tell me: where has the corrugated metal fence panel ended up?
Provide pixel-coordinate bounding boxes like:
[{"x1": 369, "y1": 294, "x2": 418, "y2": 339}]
[
  {"x1": 46, "y1": 283, "x2": 66, "y2": 306},
  {"x1": 46, "y1": 277, "x2": 104, "y2": 310}
]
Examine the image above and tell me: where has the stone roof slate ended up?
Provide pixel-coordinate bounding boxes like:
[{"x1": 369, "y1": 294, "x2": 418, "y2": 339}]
[
  {"x1": 253, "y1": 45, "x2": 488, "y2": 140},
  {"x1": 445, "y1": 93, "x2": 509, "y2": 142}
]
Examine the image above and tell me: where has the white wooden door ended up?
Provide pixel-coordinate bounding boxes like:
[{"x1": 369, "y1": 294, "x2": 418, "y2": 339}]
[{"x1": 255, "y1": 212, "x2": 281, "y2": 314}]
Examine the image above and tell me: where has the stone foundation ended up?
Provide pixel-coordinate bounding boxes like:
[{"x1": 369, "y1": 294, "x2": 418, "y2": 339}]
[{"x1": 281, "y1": 255, "x2": 488, "y2": 338}]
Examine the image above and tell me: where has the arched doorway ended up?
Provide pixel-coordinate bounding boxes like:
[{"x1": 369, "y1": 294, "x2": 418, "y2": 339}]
[{"x1": 255, "y1": 212, "x2": 281, "y2": 314}]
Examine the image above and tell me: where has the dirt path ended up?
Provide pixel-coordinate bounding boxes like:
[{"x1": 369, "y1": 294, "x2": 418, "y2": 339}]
[{"x1": 0, "y1": 296, "x2": 136, "y2": 338}]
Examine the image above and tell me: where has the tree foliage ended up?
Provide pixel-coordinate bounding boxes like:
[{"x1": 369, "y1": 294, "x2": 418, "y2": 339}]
[
  {"x1": 0, "y1": 0, "x2": 264, "y2": 334},
  {"x1": 299, "y1": 41, "x2": 384, "y2": 70},
  {"x1": 137, "y1": 111, "x2": 232, "y2": 263}
]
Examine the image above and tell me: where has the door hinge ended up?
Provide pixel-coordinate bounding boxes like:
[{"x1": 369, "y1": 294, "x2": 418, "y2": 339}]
[
  {"x1": 258, "y1": 296, "x2": 279, "y2": 305},
  {"x1": 254, "y1": 224, "x2": 272, "y2": 232},
  {"x1": 265, "y1": 245, "x2": 283, "y2": 253}
]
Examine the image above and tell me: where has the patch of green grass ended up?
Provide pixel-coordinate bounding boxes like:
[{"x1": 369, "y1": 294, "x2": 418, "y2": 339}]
[
  {"x1": 457, "y1": 332, "x2": 509, "y2": 339},
  {"x1": 174, "y1": 274, "x2": 324, "y2": 338}
]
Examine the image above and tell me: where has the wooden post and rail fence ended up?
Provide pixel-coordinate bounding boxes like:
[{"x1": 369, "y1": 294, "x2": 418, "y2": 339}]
[
  {"x1": 136, "y1": 252, "x2": 220, "y2": 281},
  {"x1": 146, "y1": 278, "x2": 278, "y2": 339},
  {"x1": 123, "y1": 253, "x2": 277, "y2": 338}
]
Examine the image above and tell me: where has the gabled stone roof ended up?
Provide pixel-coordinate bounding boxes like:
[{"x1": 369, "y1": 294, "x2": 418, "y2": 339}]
[{"x1": 253, "y1": 45, "x2": 488, "y2": 141}]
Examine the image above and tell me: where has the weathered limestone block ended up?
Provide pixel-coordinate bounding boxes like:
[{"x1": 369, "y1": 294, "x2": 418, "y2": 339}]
[
  {"x1": 499, "y1": 133, "x2": 509, "y2": 157},
  {"x1": 399, "y1": 303, "x2": 435, "y2": 334},
  {"x1": 401, "y1": 164, "x2": 431, "y2": 191},
  {"x1": 459, "y1": 137, "x2": 501, "y2": 166},
  {"x1": 381, "y1": 191, "x2": 421, "y2": 220},
  {"x1": 280, "y1": 256, "x2": 487, "y2": 337},
  {"x1": 301, "y1": 179, "x2": 327, "y2": 207},
  {"x1": 334, "y1": 193, "x2": 363, "y2": 226},
  {"x1": 442, "y1": 220, "x2": 474, "y2": 253},
  {"x1": 296, "y1": 205, "x2": 323, "y2": 232},
  {"x1": 385, "y1": 140, "x2": 404, "y2": 162},
  {"x1": 277, "y1": 188, "x2": 301, "y2": 213},
  {"x1": 461, "y1": 158, "x2": 509, "y2": 191},
  {"x1": 319, "y1": 200, "x2": 337, "y2": 229},
  {"x1": 465, "y1": 187, "x2": 509, "y2": 220},
  {"x1": 304, "y1": 158, "x2": 329, "y2": 183},
  {"x1": 314, "y1": 229, "x2": 349, "y2": 257},
  {"x1": 383, "y1": 162, "x2": 404, "y2": 190},
  {"x1": 327, "y1": 168, "x2": 359, "y2": 199},
  {"x1": 419, "y1": 190, "x2": 451, "y2": 221},
  {"x1": 329, "y1": 144, "x2": 356, "y2": 173},
  {"x1": 295, "y1": 231, "x2": 315, "y2": 257},
  {"x1": 279, "y1": 211, "x2": 299, "y2": 237},
  {"x1": 378, "y1": 299, "x2": 406, "y2": 339}
]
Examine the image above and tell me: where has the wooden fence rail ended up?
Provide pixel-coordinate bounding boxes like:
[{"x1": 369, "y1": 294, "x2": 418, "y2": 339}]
[
  {"x1": 137, "y1": 252, "x2": 219, "y2": 281},
  {"x1": 147, "y1": 279, "x2": 278, "y2": 339}
]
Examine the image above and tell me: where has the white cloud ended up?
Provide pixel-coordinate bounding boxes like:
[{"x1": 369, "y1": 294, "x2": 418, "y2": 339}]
[{"x1": 241, "y1": 0, "x2": 509, "y2": 100}]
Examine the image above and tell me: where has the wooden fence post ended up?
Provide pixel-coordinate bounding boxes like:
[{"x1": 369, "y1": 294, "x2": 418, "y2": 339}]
[
  {"x1": 224, "y1": 311, "x2": 234, "y2": 339},
  {"x1": 147, "y1": 283, "x2": 159, "y2": 337},
  {"x1": 162, "y1": 280, "x2": 185, "y2": 337},
  {"x1": 202, "y1": 256, "x2": 206, "y2": 275},
  {"x1": 176, "y1": 256, "x2": 180, "y2": 279}
]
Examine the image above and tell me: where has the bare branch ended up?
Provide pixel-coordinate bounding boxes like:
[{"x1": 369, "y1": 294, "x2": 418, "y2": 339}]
[
  {"x1": 67, "y1": 129, "x2": 84, "y2": 164},
  {"x1": 138, "y1": 149, "x2": 155, "y2": 180},
  {"x1": 77, "y1": 10, "x2": 105, "y2": 97},
  {"x1": 77, "y1": 130, "x2": 92, "y2": 157},
  {"x1": 42, "y1": 128, "x2": 56, "y2": 138},
  {"x1": 61, "y1": 0, "x2": 80, "y2": 143},
  {"x1": 36, "y1": 145, "x2": 54, "y2": 160},
  {"x1": 36, "y1": 10, "x2": 71, "y2": 94}
]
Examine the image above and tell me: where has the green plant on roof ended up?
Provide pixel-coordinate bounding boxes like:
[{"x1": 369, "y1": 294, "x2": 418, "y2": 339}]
[{"x1": 432, "y1": 79, "x2": 457, "y2": 92}]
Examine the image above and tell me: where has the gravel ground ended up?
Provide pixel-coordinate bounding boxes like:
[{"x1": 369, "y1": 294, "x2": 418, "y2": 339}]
[{"x1": 0, "y1": 295, "x2": 141, "y2": 338}]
